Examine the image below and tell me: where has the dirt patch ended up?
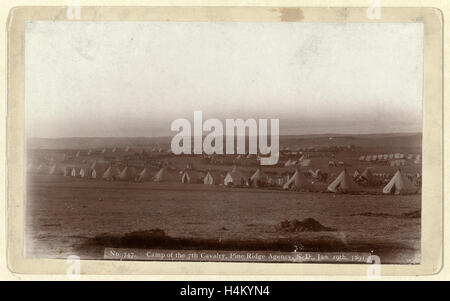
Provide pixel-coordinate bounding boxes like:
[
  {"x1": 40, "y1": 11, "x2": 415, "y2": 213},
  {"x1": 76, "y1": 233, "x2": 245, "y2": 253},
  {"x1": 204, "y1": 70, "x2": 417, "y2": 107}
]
[
  {"x1": 352, "y1": 210, "x2": 421, "y2": 219},
  {"x1": 276, "y1": 218, "x2": 336, "y2": 233},
  {"x1": 401, "y1": 210, "x2": 421, "y2": 219}
]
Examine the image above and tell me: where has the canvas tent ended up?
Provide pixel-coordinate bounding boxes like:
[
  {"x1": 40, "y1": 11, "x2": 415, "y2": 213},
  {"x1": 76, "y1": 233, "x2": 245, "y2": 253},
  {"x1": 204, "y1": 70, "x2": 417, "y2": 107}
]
[
  {"x1": 63, "y1": 167, "x2": 71, "y2": 176},
  {"x1": 181, "y1": 170, "x2": 191, "y2": 184},
  {"x1": 118, "y1": 166, "x2": 137, "y2": 181},
  {"x1": 136, "y1": 167, "x2": 151, "y2": 182},
  {"x1": 71, "y1": 167, "x2": 78, "y2": 177},
  {"x1": 249, "y1": 168, "x2": 268, "y2": 187},
  {"x1": 79, "y1": 167, "x2": 88, "y2": 178},
  {"x1": 203, "y1": 171, "x2": 220, "y2": 185},
  {"x1": 153, "y1": 167, "x2": 166, "y2": 182},
  {"x1": 283, "y1": 168, "x2": 309, "y2": 191},
  {"x1": 224, "y1": 166, "x2": 245, "y2": 186},
  {"x1": 102, "y1": 166, "x2": 119, "y2": 181},
  {"x1": 327, "y1": 169, "x2": 359, "y2": 193},
  {"x1": 382, "y1": 170, "x2": 417, "y2": 195},
  {"x1": 49, "y1": 164, "x2": 63, "y2": 175},
  {"x1": 353, "y1": 169, "x2": 360, "y2": 178}
]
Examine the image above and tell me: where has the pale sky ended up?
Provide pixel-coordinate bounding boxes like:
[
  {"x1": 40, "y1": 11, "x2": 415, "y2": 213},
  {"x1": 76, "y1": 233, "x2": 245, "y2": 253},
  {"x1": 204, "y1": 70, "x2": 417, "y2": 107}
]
[{"x1": 25, "y1": 21, "x2": 424, "y2": 138}]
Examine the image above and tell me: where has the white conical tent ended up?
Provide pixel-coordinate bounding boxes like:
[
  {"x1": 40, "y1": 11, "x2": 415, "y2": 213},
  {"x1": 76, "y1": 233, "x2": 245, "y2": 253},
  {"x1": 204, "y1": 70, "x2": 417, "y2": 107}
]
[
  {"x1": 71, "y1": 167, "x2": 78, "y2": 177},
  {"x1": 137, "y1": 167, "x2": 150, "y2": 182},
  {"x1": 102, "y1": 148, "x2": 107, "y2": 154},
  {"x1": 250, "y1": 168, "x2": 267, "y2": 187},
  {"x1": 102, "y1": 166, "x2": 119, "y2": 180},
  {"x1": 75, "y1": 150, "x2": 80, "y2": 157},
  {"x1": 203, "y1": 172, "x2": 215, "y2": 185},
  {"x1": 79, "y1": 167, "x2": 87, "y2": 178},
  {"x1": 153, "y1": 167, "x2": 165, "y2": 182},
  {"x1": 353, "y1": 169, "x2": 360, "y2": 178},
  {"x1": 90, "y1": 160, "x2": 97, "y2": 170},
  {"x1": 91, "y1": 168, "x2": 98, "y2": 179},
  {"x1": 48, "y1": 164, "x2": 63, "y2": 175},
  {"x1": 382, "y1": 170, "x2": 417, "y2": 195},
  {"x1": 181, "y1": 170, "x2": 191, "y2": 184},
  {"x1": 119, "y1": 166, "x2": 137, "y2": 181},
  {"x1": 283, "y1": 169, "x2": 308, "y2": 190},
  {"x1": 327, "y1": 169, "x2": 359, "y2": 193},
  {"x1": 63, "y1": 167, "x2": 71, "y2": 176},
  {"x1": 224, "y1": 166, "x2": 245, "y2": 186}
]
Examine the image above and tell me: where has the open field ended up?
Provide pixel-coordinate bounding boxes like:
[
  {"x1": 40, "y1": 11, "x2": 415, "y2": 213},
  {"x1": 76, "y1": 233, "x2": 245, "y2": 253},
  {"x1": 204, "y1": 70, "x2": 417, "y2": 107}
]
[{"x1": 26, "y1": 175, "x2": 420, "y2": 264}]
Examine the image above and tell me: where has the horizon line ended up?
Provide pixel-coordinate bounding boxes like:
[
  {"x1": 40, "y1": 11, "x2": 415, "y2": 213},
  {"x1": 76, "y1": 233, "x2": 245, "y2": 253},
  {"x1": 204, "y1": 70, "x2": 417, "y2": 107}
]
[{"x1": 27, "y1": 131, "x2": 423, "y2": 140}]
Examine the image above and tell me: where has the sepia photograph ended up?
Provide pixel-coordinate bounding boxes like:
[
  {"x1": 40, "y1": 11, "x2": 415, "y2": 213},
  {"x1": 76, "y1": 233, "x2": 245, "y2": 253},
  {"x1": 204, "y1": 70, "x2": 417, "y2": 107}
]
[{"x1": 21, "y1": 16, "x2": 426, "y2": 266}]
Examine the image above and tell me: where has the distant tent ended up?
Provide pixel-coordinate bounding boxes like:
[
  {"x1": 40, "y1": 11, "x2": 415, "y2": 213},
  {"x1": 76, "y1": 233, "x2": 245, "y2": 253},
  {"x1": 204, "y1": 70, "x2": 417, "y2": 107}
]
[
  {"x1": 112, "y1": 147, "x2": 117, "y2": 153},
  {"x1": 224, "y1": 166, "x2": 245, "y2": 186},
  {"x1": 383, "y1": 154, "x2": 389, "y2": 160},
  {"x1": 361, "y1": 167, "x2": 376, "y2": 185},
  {"x1": 181, "y1": 170, "x2": 191, "y2": 184},
  {"x1": 63, "y1": 167, "x2": 71, "y2": 176},
  {"x1": 365, "y1": 155, "x2": 371, "y2": 162},
  {"x1": 136, "y1": 167, "x2": 151, "y2": 182},
  {"x1": 389, "y1": 154, "x2": 394, "y2": 159},
  {"x1": 71, "y1": 167, "x2": 78, "y2": 177},
  {"x1": 102, "y1": 148, "x2": 107, "y2": 154},
  {"x1": 91, "y1": 169, "x2": 98, "y2": 179},
  {"x1": 327, "y1": 169, "x2": 359, "y2": 193},
  {"x1": 87, "y1": 149, "x2": 92, "y2": 155},
  {"x1": 377, "y1": 154, "x2": 383, "y2": 160},
  {"x1": 125, "y1": 146, "x2": 130, "y2": 152},
  {"x1": 250, "y1": 168, "x2": 268, "y2": 187},
  {"x1": 382, "y1": 170, "x2": 417, "y2": 195},
  {"x1": 353, "y1": 169, "x2": 360, "y2": 178},
  {"x1": 75, "y1": 151, "x2": 80, "y2": 157},
  {"x1": 49, "y1": 164, "x2": 62, "y2": 175},
  {"x1": 283, "y1": 168, "x2": 309, "y2": 191},
  {"x1": 359, "y1": 156, "x2": 365, "y2": 161},
  {"x1": 90, "y1": 160, "x2": 97, "y2": 170},
  {"x1": 79, "y1": 167, "x2": 87, "y2": 178},
  {"x1": 153, "y1": 167, "x2": 166, "y2": 182},
  {"x1": 118, "y1": 166, "x2": 137, "y2": 181},
  {"x1": 203, "y1": 172, "x2": 217, "y2": 185},
  {"x1": 102, "y1": 166, "x2": 119, "y2": 181}
]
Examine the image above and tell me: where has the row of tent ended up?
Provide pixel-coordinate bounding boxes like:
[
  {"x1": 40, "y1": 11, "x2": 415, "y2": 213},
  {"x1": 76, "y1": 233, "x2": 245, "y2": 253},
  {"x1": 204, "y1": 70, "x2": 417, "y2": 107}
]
[
  {"x1": 326, "y1": 169, "x2": 417, "y2": 195},
  {"x1": 70, "y1": 145, "x2": 171, "y2": 157},
  {"x1": 28, "y1": 161, "x2": 418, "y2": 195},
  {"x1": 359, "y1": 154, "x2": 421, "y2": 162}
]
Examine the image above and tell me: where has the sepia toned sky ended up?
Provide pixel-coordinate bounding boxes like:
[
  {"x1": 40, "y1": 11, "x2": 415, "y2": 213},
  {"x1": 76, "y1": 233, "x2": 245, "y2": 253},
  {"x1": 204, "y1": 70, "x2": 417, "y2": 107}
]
[{"x1": 25, "y1": 21, "x2": 424, "y2": 138}]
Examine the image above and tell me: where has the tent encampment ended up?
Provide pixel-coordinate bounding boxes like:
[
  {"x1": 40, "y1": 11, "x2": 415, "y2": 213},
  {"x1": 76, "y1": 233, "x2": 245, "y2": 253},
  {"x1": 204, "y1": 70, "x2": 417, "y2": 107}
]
[{"x1": 382, "y1": 170, "x2": 417, "y2": 195}]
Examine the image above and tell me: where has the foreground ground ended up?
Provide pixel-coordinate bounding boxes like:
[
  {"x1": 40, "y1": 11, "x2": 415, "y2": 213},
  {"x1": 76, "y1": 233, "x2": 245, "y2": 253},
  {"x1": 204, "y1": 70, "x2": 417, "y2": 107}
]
[{"x1": 26, "y1": 174, "x2": 421, "y2": 264}]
